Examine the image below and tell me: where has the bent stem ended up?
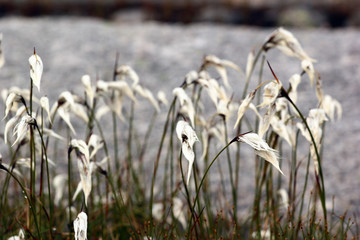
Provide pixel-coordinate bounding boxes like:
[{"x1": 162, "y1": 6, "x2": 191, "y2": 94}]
[
  {"x1": 187, "y1": 139, "x2": 235, "y2": 239},
  {"x1": 267, "y1": 60, "x2": 327, "y2": 225},
  {"x1": 283, "y1": 90, "x2": 327, "y2": 226}
]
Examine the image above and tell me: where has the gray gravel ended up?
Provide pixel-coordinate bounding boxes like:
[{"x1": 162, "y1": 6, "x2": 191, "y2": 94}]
[{"x1": 0, "y1": 17, "x2": 359, "y2": 220}]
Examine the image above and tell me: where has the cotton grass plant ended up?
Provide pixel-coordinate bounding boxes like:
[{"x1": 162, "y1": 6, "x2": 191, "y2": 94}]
[{"x1": 0, "y1": 28, "x2": 356, "y2": 239}]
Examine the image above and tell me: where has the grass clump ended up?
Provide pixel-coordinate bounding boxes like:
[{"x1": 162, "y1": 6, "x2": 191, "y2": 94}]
[{"x1": 0, "y1": 27, "x2": 356, "y2": 239}]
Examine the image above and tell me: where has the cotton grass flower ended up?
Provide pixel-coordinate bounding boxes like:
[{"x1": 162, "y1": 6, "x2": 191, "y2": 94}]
[
  {"x1": 157, "y1": 90, "x2": 168, "y2": 107},
  {"x1": 258, "y1": 103, "x2": 276, "y2": 138},
  {"x1": 263, "y1": 27, "x2": 315, "y2": 62},
  {"x1": 70, "y1": 139, "x2": 92, "y2": 206},
  {"x1": 176, "y1": 120, "x2": 199, "y2": 185},
  {"x1": 7, "y1": 229, "x2": 25, "y2": 240},
  {"x1": 74, "y1": 212, "x2": 88, "y2": 240},
  {"x1": 4, "y1": 106, "x2": 26, "y2": 144},
  {"x1": 301, "y1": 59, "x2": 316, "y2": 86},
  {"x1": 288, "y1": 74, "x2": 301, "y2": 104},
  {"x1": 234, "y1": 89, "x2": 256, "y2": 129},
  {"x1": 251, "y1": 229, "x2": 272, "y2": 240},
  {"x1": 320, "y1": 95, "x2": 342, "y2": 121},
  {"x1": 173, "y1": 88, "x2": 195, "y2": 127},
  {"x1": 297, "y1": 108, "x2": 328, "y2": 173},
  {"x1": 236, "y1": 132, "x2": 284, "y2": 175},
  {"x1": 3, "y1": 92, "x2": 19, "y2": 119},
  {"x1": 133, "y1": 84, "x2": 160, "y2": 112},
  {"x1": 12, "y1": 115, "x2": 35, "y2": 147},
  {"x1": 202, "y1": 55, "x2": 242, "y2": 89},
  {"x1": 40, "y1": 96, "x2": 52, "y2": 124},
  {"x1": 53, "y1": 174, "x2": 67, "y2": 206},
  {"x1": 258, "y1": 80, "x2": 282, "y2": 108},
  {"x1": 116, "y1": 65, "x2": 139, "y2": 86},
  {"x1": 29, "y1": 50, "x2": 43, "y2": 92},
  {"x1": 278, "y1": 188, "x2": 289, "y2": 210},
  {"x1": 81, "y1": 75, "x2": 95, "y2": 108}
]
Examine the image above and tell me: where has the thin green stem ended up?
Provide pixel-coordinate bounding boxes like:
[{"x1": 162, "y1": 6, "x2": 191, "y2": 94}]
[
  {"x1": 187, "y1": 140, "x2": 234, "y2": 239},
  {"x1": 149, "y1": 97, "x2": 176, "y2": 229},
  {"x1": 35, "y1": 124, "x2": 53, "y2": 238},
  {"x1": 284, "y1": 92, "x2": 327, "y2": 223},
  {"x1": 0, "y1": 165, "x2": 41, "y2": 238},
  {"x1": 222, "y1": 116, "x2": 237, "y2": 224}
]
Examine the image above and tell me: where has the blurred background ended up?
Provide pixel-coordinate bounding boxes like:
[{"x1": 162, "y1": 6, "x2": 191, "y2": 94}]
[{"x1": 0, "y1": 0, "x2": 360, "y2": 27}]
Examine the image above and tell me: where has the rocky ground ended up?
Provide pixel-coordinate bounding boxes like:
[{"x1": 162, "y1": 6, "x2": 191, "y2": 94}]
[{"x1": 0, "y1": 17, "x2": 359, "y2": 222}]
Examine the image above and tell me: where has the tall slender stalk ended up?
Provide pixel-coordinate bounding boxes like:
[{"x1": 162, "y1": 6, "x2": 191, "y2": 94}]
[
  {"x1": 187, "y1": 140, "x2": 234, "y2": 239},
  {"x1": 149, "y1": 97, "x2": 176, "y2": 231},
  {"x1": 35, "y1": 123, "x2": 53, "y2": 238},
  {"x1": 222, "y1": 116, "x2": 237, "y2": 224},
  {"x1": 284, "y1": 93, "x2": 327, "y2": 223}
]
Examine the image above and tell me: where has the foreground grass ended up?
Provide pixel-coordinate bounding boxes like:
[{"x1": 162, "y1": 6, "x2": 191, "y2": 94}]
[{"x1": 0, "y1": 28, "x2": 357, "y2": 239}]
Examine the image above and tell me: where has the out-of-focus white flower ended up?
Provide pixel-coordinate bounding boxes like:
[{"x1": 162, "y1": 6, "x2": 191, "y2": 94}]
[
  {"x1": 72, "y1": 103, "x2": 89, "y2": 124},
  {"x1": 203, "y1": 55, "x2": 242, "y2": 89},
  {"x1": 278, "y1": 188, "x2": 289, "y2": 210},
  {"x1": 3, "y1": 92, "x2": 19, "y2": 119},
  {"x1": 258, "y1": 80, "x2": 282, "y2": 108},
  {"x1": 74, "y1": 212, "x2": 88, "y2": 240},
  {"x1": 4, "y1": 87, "x2": 32, "y2": 102},
  {"x1": 234, "y1": 90, "x2": 256, "y2": 129},
  {"x1": 57, "y1": 106, "x2": 76, "y2": 134},
  {"x1": 53, "y1": 174, "x2": 67, "y2": 206},
  {"x1": 263, "y1": 27, "x2": 315, "y2": 62},
  {"x1": 157, "y1": 90, "x2": 168, "y2": 107},
  {"x1": 133, "y1": 84, "x2": 160, "y2": 112},
  {"x1": 184, "y1": 70, "x2": 199, "y2": 85},
  {"x1": 29, "y1": 51, "x2": 43, "y2": 92},
  {"x1": 152, "y1": 202, "x2": 163, "y2": 222},
  {"x1": 0, "y1": 33, "x2": 4, "y2": 69},
  {"x1": 58, "y1": 91, "x2": 75, "y2": 107},
  {"x1": 301, "y1": 59, "x2": 315, "y2": 86},
  {"x1": 271, "y1": 116, "x2": 296, "y2": 148},
  {"x1": 70, "y1": 139, "x2": 92, "y2": 206},
  {"x1": 4, "y1": 106, "x2": 26, "y2": 144},
  {"x1": 236, "y1": 133, "x2": 284, "y2": 175},
  {"x1": 251, "y1": 229, "x2": 272, "y2": 240},
  {"x1": 116, "y1": 65, "x2": 139, "y2": 86},
  {"x1": 81, "y1": 75, "x2": 95, "y2": 108},
  {"x1": 40, "y1": 96, "x2": 52, "y2": 124},
  {"x1": 320, "y1": 95, "x2": 342, "y2": 121},
  {"x1": 72, "y1": 157, "x2": 108, "y2": 202},
  {"x1": 96, "y1": 80, "x2": 109, "y2": 92},
  {"x1": 173, "y1": 88, "x2": 195, "y2": 127},
  {"x1": 172, "y1": 197, "x2": 187, "y2": 229},
  {"x1": 12, "y1": 115, "x2": 35, "y2": 146},
  {"x1": 7, "y1": 229, "x2": 25, "y2": 240},
  {"x1": 246, "y1": 50, "x2": 255, "y2": 80},
  {"x1": 288, "y1": 74, "x2": 301, "y2": 104},
  {"x1": 297, "y1": 108, "x2": 328, "y2": 173},
  {"x1": 108, "y1": 81, "x2": 136, "y2": 101},
  {"x1": 258, "y1": 103, "x2": 276, "y2": 138},
  {"x1": 176, "y1": 120, "x2": 199, "y2": 185},
  {"x1": 88, "y1": 134, "x2": 103, "y2": 159},
  {"x1": 42, "y1": 128, "x2": 65, "y2": 141},
  {"x1": 151, "y1": 197, "x2": 187, "y2": 229}
]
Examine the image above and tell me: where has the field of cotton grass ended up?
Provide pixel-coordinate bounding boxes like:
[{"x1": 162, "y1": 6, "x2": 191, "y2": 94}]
[{"x1": 0, "y1": 28, "x2": 356, "y2": 239}]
